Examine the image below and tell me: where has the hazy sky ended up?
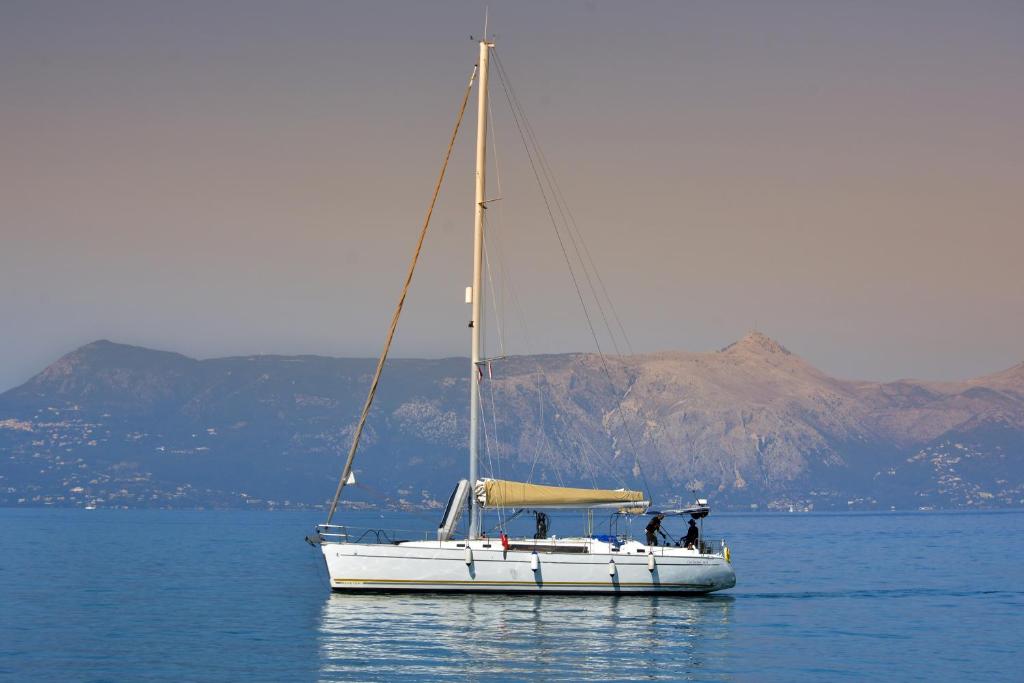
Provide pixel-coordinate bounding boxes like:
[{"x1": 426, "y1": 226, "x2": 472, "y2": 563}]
[{"x1": 2, "y1": 0, "x2": 1022, "y2": 391}]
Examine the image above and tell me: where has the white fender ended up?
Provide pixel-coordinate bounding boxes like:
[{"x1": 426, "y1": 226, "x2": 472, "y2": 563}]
[
  {"x1": 530, "y1": 552, "x2": 540, "y2": 572},
  {"x1": 608, "y1": 559, "x2": 617, "y2": 576},
  {"x1": 464, "y1": 546, "x2": 473, "y2": 565},
  {"x1": 647, "y1": 553, "x2": 656, "y2": 572}
]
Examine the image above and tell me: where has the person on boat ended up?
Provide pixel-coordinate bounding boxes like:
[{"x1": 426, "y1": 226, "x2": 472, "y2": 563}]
[
  {"x1": 645, "y1": 514, "x2": 667, "y2": 546},
  {"x1": 534, "y1": 511, "x2": 549, "y2": 540},
  {"x1": 683, "y1": 519, "x2": 700, "y2": 549}
]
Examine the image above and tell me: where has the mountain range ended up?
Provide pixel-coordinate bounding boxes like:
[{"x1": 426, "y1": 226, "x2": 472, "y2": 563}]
[{"x1": 1, "y1": 332, "x2": 1021, "y2": 511}]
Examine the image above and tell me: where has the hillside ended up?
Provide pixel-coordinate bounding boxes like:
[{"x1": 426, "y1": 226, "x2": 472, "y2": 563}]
[{"x1": 1, "y1": 333, "x2": 1021, "y2": 511}]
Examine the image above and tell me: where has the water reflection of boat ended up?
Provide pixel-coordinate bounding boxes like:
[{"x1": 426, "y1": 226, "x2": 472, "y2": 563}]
[{"x1": 318, "y1": 592, "x2": 733, "y2": 679}]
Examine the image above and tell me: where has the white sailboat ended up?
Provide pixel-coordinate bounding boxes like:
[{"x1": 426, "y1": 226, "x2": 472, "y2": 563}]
[{"x1": 308, "y1": 39, "x2": 735, "y2": 595}]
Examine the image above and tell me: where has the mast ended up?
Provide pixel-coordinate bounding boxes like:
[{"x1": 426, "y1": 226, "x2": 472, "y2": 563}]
[
  {"x1": 322, "y1": 65, "x2": 479, "y2": 526},
  {"x1": 468, "y1": 38, "x2": 491, "y2": 540}
]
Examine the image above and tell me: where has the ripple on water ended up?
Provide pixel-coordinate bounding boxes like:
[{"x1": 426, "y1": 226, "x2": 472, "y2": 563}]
[{"x1": 3, "y1": 509, "x2": 1023, "y2": 682}]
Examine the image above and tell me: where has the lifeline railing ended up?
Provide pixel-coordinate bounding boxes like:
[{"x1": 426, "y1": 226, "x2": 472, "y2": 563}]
[
  {"x1": 694, "y1": 538, "x2": 728, "y2": 557},
  {"x1": 312, "y1": 523, "x2": 729, "y2": 559},
  {"x1": 313, "y1": 523, "x2": 435, "y2": 545},
  {"x1": 602, "y1": 536, "x2": 729, "y2": 557}
]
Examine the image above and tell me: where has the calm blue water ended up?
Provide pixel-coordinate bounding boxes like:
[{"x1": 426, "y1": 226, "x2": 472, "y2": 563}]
[{"x1": 1, "y1": 509, "x2": 1021, "y2": 682}]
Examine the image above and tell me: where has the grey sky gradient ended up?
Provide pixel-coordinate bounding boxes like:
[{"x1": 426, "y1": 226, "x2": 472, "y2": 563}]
[{"x1": 2, "y1": 0, "x2": 1022, "y2": 391}]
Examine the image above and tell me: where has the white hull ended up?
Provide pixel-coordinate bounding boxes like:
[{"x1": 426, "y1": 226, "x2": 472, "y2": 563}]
[{"x1": 320, "y1": 538, "x2": 735, "y2": 595}]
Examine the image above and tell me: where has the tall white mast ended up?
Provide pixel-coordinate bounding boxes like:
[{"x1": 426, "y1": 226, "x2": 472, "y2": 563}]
[{"x1": 468, "y1": 38, "x2": 491, "y2": 540}]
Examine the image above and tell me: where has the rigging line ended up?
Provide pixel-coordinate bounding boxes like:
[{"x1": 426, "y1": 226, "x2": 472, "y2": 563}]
[
  {"x1": 495, "y1": 67, "x2": 627, "y2": 372},
  {"x1": 488, "y1": 225, "x2": 555, "y2": 488},
  {"x1": 526, "y1": 137, "x2": 682, "y2": 493},
  {"x1": 489, "y1": 62, "x2": 604, "y2": 489},
  {"x1": 551, "y1": 444, "x2": 567, "y2": 488},
  {"x1": 484, "y1": 87, "x2": 586, "y2": 491},
  {"x1": 563, "y1": 208, "x2": 634, "y2": 355},
  {"x1": 525, "y1": 365, "x2": 622, "y2": 491},
  {"x1": 520, "y1": 363, "x2": 605, "y2": 491},
  {"x1": 520, "y1": 117, "x2": 681, "y2": 494},
  {"x1": 542, "y1": 173, "x2": 681, "y2": 490},
  {"x1": 490, "y1": 56, "x2": 602, "y2": 383},
  {"x1": 534, "y1": 138, "x2": 632, "y2": 357},
  {"x1": 489, "y1": 56, "x2": 631, "y2": 402},
  {"x1": 482, "y1": 217, "x2": 506, "y2": 362},
  {"x1": 524, "y1": 151, "x2": 649, "y2": 480},
  {"x1": 477, "y1": 380, "x2": 504, "y2": 528},
  {"x1": 492, "y1": 58, "x2": 674, "y2": 497},
  {"x1": 528, "y1": 382, "x2": 565, "y2": 488},
  {"x1": 492, "y1": 53, "x2": 654, "y2": 496},
  {"x1": 491, "y1": 51, "x2": 619, "y2": 359},
  {"x1": 490, "y1": 55, "x2": 638, "y2": 452},
  {"x1": 480, "y1": 220, "x2": 508, "y2": 517},
  {"x1": 509, "y1": 100, "x2": 625, "y2": 360},
  {"x1": 486, "y1": 89, "x2": 507, "y2": 359},
  {"x1": 485, "y1": 370, "x2": 505, "y2": 485},
  {"x1": 498, "y1": 307, "x2": 625, "y2": 489},
  {"x1": 474, "y1": 261, "x2": 506, "y2": 528},
  {"x1": 480, "y1": 221, "x2": 511, "y2": 505},
  {"x1": 492, "y1": 57, "x2": 608, "y2": 365},
  {"x1": 487, "y1": 508, "x2": 526, "y2": 534},
  {"x1": 503, "y1": 79, "x2": 632, "y2": 357},
  {"x1": 492, "y1": 51, "x2": 652, "y2": 500},
  {"x1": 496, "y1": 61, "x2": 653, "y2": 503},
  {"x1": 479, "y1": 170, "x2": 570, "y2": 491},
  {"x1": 479, "y1": 186, "x2": 556, "y2": 487},
  {"x1": 480, "y1": 334, "x2": 506, "y2": 490},
  {"x1": 553, "y1": 387, "x2": 605, "y2": 491},
  {"x1": 524, "y1": 370, "x2": 548, "y2": 484},
  {"x1": 479, "y1": 194, "x2": 561, "y2": 489},
  {"x1": 325, "y1": 64, "x2": 479, "y2": 525}
]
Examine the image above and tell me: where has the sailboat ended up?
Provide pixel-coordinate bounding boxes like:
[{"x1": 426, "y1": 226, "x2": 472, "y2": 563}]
[{"x1": 308, "y1": 39, "x2": 736, "y2": 595}]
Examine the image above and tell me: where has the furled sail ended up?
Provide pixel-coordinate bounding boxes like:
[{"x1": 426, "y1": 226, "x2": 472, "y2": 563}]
[{"x1": 475, "y1": 478, "x2": 648, "y2": 510}]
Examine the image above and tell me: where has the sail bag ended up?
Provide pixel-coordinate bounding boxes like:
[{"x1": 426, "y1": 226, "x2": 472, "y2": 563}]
[{"x1": 475, "y1": 478, "x2": 647, "y2": 509}]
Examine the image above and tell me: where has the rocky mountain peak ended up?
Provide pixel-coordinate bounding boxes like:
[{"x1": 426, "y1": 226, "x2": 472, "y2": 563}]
[
  {"x1": 971, "y1": 360, "x2": 1024, "y2": 390},
  {"x1": 1, "y1": 339, "x2": 1021, "y2": 510},
  {"x1": 36, "y1": 340, "x2": 182, "y2": 381},
  {"x1": 719, "y1": 331, "x2": 792, "y2": 357}
]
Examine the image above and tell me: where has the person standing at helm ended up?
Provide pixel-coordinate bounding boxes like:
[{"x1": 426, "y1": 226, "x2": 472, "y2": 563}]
[
  {"x1": 684, "y1": 519, "x2": 700, "y2": 549},
  {"x1": 645, "y1": 513, "x2": 667, "y2": 546}
]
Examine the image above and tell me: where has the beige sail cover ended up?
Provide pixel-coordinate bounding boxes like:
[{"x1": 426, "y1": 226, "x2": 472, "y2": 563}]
[{"x1": 475, "y1": 478, "x2": 647, "y2": 509}]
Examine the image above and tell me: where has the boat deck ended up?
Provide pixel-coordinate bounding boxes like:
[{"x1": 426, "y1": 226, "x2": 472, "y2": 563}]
[{"x1": 315, "y1": 525, "x2": 727, "y2": 560}]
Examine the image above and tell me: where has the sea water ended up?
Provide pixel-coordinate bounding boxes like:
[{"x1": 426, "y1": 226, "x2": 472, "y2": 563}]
[{"x1": 1, "y1": 508, "x2": 1020, "y2": 682}]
